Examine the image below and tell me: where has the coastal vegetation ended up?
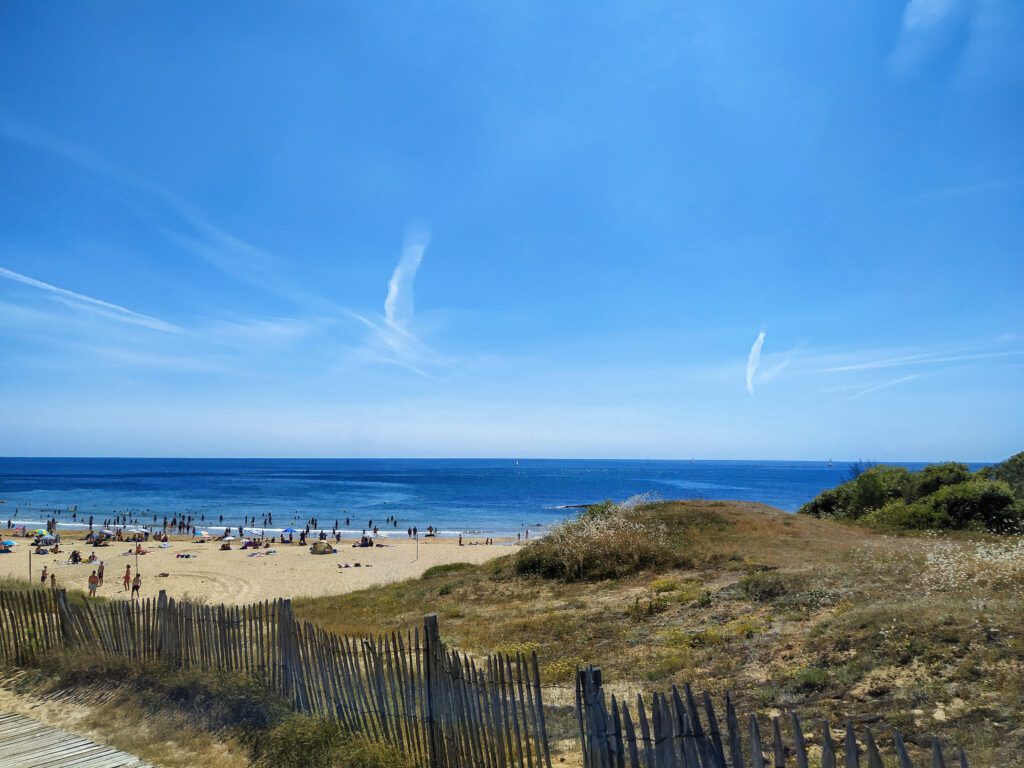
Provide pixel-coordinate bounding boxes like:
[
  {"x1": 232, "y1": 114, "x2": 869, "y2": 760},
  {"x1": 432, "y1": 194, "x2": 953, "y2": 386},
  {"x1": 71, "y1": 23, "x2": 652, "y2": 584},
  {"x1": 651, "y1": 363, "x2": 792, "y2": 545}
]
[
  {"x1": 293, "y1": 498, "x2": 1024, "y2": 766},
  {"x1": 2, "y1": 490, "x2": 1021, "y2": 765},
  {"x1": 2, "y1": 651, "x2": 411, "y2": 768},
  {"x1": 798, "y1": 452, "x2": 1024, "y2": 533}
]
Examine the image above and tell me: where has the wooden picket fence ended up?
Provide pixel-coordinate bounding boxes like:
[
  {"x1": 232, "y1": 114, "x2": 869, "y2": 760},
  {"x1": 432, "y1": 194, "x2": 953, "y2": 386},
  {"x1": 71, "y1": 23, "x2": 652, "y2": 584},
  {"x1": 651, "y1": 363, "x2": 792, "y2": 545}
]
[
  {"x1": 0, "y1": 589, "x2": 551, "y2": 768},
  {"x1": 0, "y1": 589, "x2": 973, "y2": 768},
  {"x1": 575, "y1": 667, "x2": 970, "y2": 768}
]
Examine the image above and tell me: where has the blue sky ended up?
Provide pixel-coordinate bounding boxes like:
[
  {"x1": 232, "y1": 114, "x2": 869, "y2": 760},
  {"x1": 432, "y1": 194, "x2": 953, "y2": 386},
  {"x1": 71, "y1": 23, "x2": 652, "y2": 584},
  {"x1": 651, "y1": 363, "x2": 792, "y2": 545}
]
[{"x1": 0, "y1": 1, "x2": 1021, "y2": 460}]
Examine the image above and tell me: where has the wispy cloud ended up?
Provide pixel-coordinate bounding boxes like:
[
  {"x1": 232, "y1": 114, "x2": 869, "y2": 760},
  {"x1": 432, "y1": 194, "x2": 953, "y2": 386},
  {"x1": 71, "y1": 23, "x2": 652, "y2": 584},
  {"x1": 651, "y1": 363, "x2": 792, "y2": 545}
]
[
  {"x1": 903, "y1": 0, "x2": 959, "y2": 28},
  {"x1": 745, "y1": 331, "x2": 765, "y2": 395},
  {"x1": 0, "y1": 266, "x2": 180, "y2": 333},
  {"x1": 348, "y1": 227, "x2": 446, "y2": 377},
  {"x1": 385, "y1": 227, "x2": 429, "y2": 331},
  {"x1": 847, "y1": 374, "x2": 917, "y2": 401},
  {"x1": 819, "y1": 348, "x2": 1024, "y2": 373},
  {"x1": 890, "y1": 0, "x2": 966, "y2": 75},
  {"x1": 0, "y1": 115, "x2": 295, "y2": 299}
]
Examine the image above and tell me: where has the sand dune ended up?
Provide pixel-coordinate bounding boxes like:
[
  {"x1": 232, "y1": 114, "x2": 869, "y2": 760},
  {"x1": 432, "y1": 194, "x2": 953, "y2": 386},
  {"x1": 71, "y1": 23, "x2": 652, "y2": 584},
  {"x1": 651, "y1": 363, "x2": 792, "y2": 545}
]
[{"x1": 0, "y1": 533, "x2": 512, "y2": 605}]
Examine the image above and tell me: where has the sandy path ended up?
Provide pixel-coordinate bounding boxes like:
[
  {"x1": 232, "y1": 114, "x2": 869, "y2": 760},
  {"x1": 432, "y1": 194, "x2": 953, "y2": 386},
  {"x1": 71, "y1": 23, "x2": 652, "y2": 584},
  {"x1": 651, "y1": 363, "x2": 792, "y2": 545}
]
[{"x1": 0, "y1": 533, "x2": 512, "y2": 605}]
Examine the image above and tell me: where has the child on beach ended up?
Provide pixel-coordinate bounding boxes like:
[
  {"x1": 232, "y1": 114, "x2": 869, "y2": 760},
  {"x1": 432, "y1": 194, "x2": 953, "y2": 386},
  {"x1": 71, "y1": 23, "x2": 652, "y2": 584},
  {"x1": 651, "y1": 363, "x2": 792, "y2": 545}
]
[
  {"x1": 40, "y1": 565, "x2": 48, "y2": 584},
  {"x1": 123, "y1": 564, "x2": 131, "y2": 591},
  {"x1": 97, "y1": 561, "x2": 105, "y2": 586},
  {"x1": 131, "y1": 573, "x2": 142, "y2": 600}
]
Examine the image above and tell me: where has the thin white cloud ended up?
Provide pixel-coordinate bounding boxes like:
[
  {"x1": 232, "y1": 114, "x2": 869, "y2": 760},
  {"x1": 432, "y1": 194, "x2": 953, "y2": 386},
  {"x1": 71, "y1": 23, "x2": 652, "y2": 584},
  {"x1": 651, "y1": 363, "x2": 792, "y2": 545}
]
[
  {"x1": 746, "y1": 331, "x2": 765, "y2": 395},
  {"x1": 903, "y1": 0, "x2": 958, "y2": 28},
  {"x1": 384, "y1": 228, "x2": 429, "y2": 331},
  {"x1": 847, "y1": 375, "x2": 917, "y2": 401},
  {"x1": 819, "y1": 349, "x2": 1024, "y2": 373},
  {"x1": 0, "y1": 266, "x2": 180, "y2": 333},
  {"x1": 347, "y1": 227, "x2": 446, "y2": 377},
  {"x1": 890, "y1": 0, "x2": 967, "y2": 75},
  {"x1": 0, "y1": 114, "x2": 294, "y2": 299}
]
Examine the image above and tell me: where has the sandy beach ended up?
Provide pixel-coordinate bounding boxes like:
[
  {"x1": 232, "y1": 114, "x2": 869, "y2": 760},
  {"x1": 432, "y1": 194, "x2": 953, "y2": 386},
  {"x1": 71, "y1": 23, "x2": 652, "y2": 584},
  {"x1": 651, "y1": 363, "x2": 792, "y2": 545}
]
[{"x1": 0, "y1": 531, "x2": 513, "y2": 605}]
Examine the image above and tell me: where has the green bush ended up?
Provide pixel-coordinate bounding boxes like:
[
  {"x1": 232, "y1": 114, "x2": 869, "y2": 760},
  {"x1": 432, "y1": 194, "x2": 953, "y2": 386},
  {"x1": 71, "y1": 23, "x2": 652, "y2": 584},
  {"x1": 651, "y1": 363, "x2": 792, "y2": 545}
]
[
  {"x1": 800, "y1": 454, "x2": 1024, "y2": 534},
  {"x1": 912, "y1": 462, "x2": 973, "y2": 498},
  {"x1": 862, "y1": 499, "x2": 936, "y2": 530},
  {"x1": 257, "y1": 716, "x2": 412, "y2": 768},
  {"x1": 799, "y1": 466, "x2": 911, "y2": 520},
  {"x1": 739, "y1": 571, "x2": 790, "y2": 601},
  {"x1": 420, "y1": 562, "x2": 474, "y2": 580},
  {"x1": 514, "y1": 510, "x2": 690, "y2": 581},
  {"x1": 926, "y1": 479, "x2": 1020, "y2": 532},
  {"x1": 978, "y1": 451, "x2": 1024, "y2": 497}
]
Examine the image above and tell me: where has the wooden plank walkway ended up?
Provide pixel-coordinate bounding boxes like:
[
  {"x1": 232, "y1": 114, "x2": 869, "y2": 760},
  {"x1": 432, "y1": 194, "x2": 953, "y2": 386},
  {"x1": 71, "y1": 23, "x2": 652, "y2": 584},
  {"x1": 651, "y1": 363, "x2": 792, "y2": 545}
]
[{"x1": 0, "y1": 711, "x2": 152, "y2": 768}]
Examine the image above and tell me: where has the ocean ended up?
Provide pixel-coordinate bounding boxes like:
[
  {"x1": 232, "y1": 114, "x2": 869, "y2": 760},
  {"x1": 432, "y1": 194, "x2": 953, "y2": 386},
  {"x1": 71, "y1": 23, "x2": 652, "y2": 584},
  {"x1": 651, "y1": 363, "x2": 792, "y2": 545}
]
[{"x1": 0, "y1": 458, "x2": 984, "y2": 538}]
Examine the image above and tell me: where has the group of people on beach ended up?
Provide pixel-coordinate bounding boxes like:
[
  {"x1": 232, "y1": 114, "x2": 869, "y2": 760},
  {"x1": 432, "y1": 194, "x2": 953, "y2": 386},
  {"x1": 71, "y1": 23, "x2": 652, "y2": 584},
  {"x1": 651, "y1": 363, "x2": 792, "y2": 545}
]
[{"x1": 86, "y1": 563, "x2": 141, "y2": 599}]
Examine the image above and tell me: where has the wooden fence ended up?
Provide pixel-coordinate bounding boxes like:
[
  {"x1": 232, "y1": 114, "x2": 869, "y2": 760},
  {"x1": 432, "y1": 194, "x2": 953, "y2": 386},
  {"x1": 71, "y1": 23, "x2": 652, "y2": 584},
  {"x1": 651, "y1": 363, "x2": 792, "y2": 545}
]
[
  {"x1": 0, "y1": 589, "x2": 551, "y2": 768},
  {"x1": 575, "y1": 667, "x2": 969, "y2": 768},
  {"x1": 0, "y1": 589, "x2": 971, "y2": 768}
]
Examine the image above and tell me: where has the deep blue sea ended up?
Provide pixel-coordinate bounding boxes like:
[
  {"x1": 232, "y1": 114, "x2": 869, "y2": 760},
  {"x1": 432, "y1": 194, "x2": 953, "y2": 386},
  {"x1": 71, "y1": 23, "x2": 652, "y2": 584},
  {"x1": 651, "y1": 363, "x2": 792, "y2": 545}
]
[{"x1": 0, "y1": 458, "x2": 986, "y2": 538}]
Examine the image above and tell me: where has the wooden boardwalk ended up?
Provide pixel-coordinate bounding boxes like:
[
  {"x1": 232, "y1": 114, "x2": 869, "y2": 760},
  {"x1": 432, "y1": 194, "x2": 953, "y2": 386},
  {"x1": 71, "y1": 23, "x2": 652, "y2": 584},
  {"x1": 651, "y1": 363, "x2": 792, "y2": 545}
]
[{"x1": 0, "y1": 711, "x2": 151, "y2": 768}]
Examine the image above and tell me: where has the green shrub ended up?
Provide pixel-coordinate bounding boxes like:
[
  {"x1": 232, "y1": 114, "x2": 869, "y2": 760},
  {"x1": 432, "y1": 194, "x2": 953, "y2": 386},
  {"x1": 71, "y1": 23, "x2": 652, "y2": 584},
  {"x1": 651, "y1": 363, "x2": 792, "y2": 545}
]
[
  {"x1": 862, "y1": 499, "x2": 936, "y2": 530},
  {"x1": 925, "y1": 479, "x2": 1020, "y2": 533},
  {"x1": 788, "y1": 666, "x2": 829, "y2": 692},
  {"x1": 514, "y1": 510, "x2": 690, "y2": 581},
  {"x1": 649, "y1": 577, "x2": 681, "y2": 593},
  {"x1": 800, "y1": 453, "x2": 1024, "y2": 534},
  {"x1": 978, "y1": 451, "x2": 1024, "y2": 498},
  {"x1": 912, "y1": 462, "x2": 973, "y2": 498},
  {"x1": 799, "y1": 465, "x2": 911, "y2": 520},
  {"x1": 739, "y1": 571, "x2": 790, "y2": 601},
  {"x1": 421, "y1": 562, "x2": 474, "y2": 580},
  {"x1": 257, "y1": 716, "x2": 411, "y2": 768}
]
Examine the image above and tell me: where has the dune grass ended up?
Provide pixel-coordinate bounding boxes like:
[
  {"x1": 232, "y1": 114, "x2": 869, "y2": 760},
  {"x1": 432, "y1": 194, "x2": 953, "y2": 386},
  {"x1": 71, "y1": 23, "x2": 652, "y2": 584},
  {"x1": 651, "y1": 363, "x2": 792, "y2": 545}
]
[
  {"x1": 293, "y1": 500, "x2": 1024, "y2": 767},
  {"x1": 4, "y1": 652, "x2": 412, "y2": 768}
]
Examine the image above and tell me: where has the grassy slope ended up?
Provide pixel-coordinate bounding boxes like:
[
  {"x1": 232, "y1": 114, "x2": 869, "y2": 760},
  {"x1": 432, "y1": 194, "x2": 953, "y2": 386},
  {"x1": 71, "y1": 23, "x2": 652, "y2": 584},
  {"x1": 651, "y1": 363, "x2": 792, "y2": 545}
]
[{"x1": 293, "y1": 501, "x2": 1024, "y2": 766}]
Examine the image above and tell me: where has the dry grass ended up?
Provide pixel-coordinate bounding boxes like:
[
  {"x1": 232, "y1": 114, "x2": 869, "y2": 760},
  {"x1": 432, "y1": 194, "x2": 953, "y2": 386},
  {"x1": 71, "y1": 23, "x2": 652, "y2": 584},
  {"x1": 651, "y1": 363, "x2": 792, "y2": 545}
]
[{"x1": 294, "y1": 500, "x2": 1024, "y2": 767}]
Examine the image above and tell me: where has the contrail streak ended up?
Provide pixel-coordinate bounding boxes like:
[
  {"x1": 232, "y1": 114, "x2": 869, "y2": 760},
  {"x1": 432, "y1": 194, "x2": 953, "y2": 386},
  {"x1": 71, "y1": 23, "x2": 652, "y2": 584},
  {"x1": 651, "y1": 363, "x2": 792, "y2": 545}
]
[{"x1": 0, "y1": 266, "x2": 180, "y2": 333}]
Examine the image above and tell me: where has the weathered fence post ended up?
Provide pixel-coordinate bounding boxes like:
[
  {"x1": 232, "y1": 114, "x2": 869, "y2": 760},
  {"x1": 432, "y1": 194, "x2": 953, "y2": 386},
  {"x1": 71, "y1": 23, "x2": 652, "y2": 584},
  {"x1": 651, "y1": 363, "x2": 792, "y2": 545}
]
[
  {"x1": 156, "y1": 589, "x2": 169, "y2": 661},
  {"x1": 55, "y1": 589, "x2": 75, "y2": 645},
  {"x1": 424, "y1": 614, "x2": 442, "y2": 768}
]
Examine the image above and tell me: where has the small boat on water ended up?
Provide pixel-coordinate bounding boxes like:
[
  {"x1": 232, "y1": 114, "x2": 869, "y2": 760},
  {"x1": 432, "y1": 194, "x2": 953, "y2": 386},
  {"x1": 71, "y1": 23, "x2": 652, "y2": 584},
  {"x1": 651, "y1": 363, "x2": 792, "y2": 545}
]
[{"x1": 827, "y1": 459, "x2": 833, "y2": 467}]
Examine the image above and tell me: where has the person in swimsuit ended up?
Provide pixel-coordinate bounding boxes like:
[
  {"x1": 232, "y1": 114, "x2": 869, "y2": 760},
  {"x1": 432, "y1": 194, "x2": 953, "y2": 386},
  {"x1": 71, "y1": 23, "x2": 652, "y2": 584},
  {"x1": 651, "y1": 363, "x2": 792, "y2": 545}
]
[
  {"x1": 131, "y1": 572, "x2": 142, "y2": 600},
  {"x1": 87, "y1": 570, "x2": 99, "y2": 597},
  {"x1": 123, "y1": 564, "x2": 131, "y2": 591}
]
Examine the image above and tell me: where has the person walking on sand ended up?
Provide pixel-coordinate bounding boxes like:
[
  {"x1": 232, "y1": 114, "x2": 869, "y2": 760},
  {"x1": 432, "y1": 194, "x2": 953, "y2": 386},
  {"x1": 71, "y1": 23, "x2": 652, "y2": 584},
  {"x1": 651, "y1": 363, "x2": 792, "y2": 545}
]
[
  {"x1": 88, "y1": 570, "x2": 98, "y2": 597},
  {"x1": 123, "y1": 564, "x2": 131, "y2": 592},
  {"x1": 97, "y1": 561, "x2": 105, "y2": 586},
  {"x1": 131, "y1": 572, "x2": 142, "y2": 600},
  {"x1": 40, "y1": 565, "x2": 48, "y2": 584}
]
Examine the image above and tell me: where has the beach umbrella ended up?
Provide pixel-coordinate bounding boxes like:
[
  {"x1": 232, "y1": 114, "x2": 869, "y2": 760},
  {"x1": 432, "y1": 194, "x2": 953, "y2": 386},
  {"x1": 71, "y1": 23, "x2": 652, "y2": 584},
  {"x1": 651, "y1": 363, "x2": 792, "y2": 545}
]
[
  {"x1": 39, "y1": 534, "x2": 56, "y2": 541},
  {"x1": 223, "y1": 535, "x2": 236, "y2": 540},
  {"x1": 282, "y1": 527, "x2": 298, "y2": 533},
  {"x1": 33, "y1": 529, "x2": 47, "y2": 535},
  {"x1": 2, "y1": 540, "x2": 15, "y2": 546},
  {"x1": 100, "y1": 529, "x2": 115, "y2": 535}
]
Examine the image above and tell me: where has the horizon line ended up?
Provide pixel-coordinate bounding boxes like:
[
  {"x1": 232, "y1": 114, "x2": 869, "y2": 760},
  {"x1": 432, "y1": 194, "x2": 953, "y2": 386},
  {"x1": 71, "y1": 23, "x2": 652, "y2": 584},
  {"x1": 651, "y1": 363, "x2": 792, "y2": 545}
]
[{"x1": 0, "y1": 454, "x2": 1002, "y2": 464}]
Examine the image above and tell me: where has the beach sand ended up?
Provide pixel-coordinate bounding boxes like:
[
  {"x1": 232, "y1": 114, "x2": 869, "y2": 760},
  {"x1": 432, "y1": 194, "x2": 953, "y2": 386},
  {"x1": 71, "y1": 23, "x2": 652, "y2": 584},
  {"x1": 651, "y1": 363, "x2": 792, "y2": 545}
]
[{"x1": 0, "y1": 532, "x2": 512, "y2": 605}]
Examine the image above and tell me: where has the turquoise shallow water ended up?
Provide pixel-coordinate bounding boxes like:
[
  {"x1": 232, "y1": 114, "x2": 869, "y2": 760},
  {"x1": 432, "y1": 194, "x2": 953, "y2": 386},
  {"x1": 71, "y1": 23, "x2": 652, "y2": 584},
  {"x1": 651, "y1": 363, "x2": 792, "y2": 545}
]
[{"x1": 0, "y1": 458, "x2": 985, "y2": 537}]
